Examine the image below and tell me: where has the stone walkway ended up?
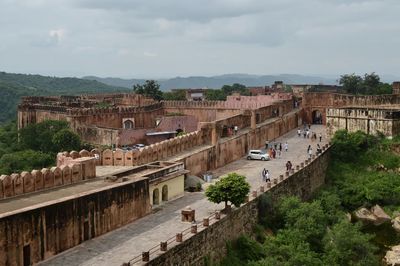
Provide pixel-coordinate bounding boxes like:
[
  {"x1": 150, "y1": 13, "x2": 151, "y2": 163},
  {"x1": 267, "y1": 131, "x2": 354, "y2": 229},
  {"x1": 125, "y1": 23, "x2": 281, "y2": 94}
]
[{"x1": 40, "y1": 125, "x2": 329, "y2": 266}]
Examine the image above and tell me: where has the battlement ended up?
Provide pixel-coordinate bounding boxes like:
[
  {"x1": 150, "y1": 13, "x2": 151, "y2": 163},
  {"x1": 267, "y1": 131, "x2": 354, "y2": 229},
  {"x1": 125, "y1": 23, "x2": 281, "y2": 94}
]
[
  {"x1": 66, "y1": 102, "x2": 163, "y2": 116},
  {"x1": 0, "y1": 156, "x2": 95, "y2": 201},
  {"x1": 58, "y1": 131, "x2": 205, "y2": 167}
]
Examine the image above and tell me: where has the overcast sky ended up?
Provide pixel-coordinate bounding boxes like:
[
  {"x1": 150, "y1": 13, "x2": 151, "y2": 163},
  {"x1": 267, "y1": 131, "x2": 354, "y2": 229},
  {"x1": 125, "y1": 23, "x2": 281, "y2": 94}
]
[{"x1": 0, "y1": 0, "x2": 399, "y2": 79}]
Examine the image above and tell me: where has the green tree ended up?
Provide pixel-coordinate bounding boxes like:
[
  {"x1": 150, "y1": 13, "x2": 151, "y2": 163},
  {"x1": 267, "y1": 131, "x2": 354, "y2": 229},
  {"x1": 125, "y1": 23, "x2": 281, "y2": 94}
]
[
  {"x1": 19, "y1": 120, "x2": 70, "y2": 153},
  {"x1": 52, "y1": 129, "x2": 82, "y2": 152},
  {"x1": 205, "y1": 173, "x2": 250, "y2": 208},
  {"x1": 162, "y1": 90, "x2": 186, "y2": 100},
  {"x1": 0, "y1": 150, "x2": 53, "y2": 175},
  {"x1": 133, "y1": 80, "x2": 163, "y2": 101},
  {"x1": 339, "y1": 72, "x2": 392, "y2": 95},
  {"x1": 339, "y1": 73, "x2": 363, "y2": 94},
  {"x1": 205, "y1": 89, "x2": 226, "y2": 100},
  {"x1": 323, "y1": 220, "x2": 378, "y2": 265}
]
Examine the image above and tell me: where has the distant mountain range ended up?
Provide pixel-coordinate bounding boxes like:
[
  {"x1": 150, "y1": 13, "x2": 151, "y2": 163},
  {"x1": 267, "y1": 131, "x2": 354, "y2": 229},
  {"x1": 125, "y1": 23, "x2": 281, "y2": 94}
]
[{"x1": 83, "y1": 74, "x2": 339, "y2": 91}]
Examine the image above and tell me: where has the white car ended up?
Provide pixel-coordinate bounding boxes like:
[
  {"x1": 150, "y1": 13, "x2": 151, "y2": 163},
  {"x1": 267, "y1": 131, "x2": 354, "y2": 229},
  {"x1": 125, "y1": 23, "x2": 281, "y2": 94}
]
[{"x1": 247, "y1": 150, "x2": 270, "y2": 161}]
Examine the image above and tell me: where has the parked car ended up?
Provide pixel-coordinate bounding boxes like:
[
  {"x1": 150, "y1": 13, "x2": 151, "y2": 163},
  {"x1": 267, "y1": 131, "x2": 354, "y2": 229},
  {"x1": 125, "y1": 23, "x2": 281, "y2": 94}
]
[
  {"x1": 247, "y1": 150, "x2": 270, "y2": 161},
  {"x1": 134, "y1": 144, "x2": 145, "y2": 149}
]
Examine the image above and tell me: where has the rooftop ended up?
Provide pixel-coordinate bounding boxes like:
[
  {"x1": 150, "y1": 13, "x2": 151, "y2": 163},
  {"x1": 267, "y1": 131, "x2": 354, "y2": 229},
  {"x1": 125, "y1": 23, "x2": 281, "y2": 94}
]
[{"x1": 0, "y1": 161, "x2": 185, "y2": 219}]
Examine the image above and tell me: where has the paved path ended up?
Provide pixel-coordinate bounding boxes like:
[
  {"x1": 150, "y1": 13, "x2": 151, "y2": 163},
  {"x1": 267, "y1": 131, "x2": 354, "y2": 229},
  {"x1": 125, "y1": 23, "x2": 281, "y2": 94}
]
[{"x1": 40, "y1": 125, "x2": 328, "y2": 266}]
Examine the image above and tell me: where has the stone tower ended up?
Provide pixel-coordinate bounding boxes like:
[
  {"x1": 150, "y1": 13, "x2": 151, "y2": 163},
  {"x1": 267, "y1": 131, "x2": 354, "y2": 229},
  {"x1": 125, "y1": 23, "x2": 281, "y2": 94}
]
[{"x1": 393, "y1": 82, "x2": 400, "y2": 94}]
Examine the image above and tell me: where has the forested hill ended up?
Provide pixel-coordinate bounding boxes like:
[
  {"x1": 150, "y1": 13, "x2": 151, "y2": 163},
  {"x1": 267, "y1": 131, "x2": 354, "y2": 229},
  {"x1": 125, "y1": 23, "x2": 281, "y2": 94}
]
[{"x1": 0, "y1": 71, "x2": 129, "y2": 124}]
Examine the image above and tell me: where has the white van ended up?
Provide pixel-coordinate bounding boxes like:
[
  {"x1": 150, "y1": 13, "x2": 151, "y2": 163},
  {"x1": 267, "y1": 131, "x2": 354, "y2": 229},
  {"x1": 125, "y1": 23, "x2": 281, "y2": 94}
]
[{"x1": 247, "y1": 150, "x2": 270, "y2": 161}]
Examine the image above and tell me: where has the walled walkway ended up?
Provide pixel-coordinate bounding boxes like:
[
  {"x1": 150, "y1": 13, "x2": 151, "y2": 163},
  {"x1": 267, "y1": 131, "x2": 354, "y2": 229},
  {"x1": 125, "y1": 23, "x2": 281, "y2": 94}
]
[{"x1": 40, "y1": 125, "x2": 329, "y2": 266}]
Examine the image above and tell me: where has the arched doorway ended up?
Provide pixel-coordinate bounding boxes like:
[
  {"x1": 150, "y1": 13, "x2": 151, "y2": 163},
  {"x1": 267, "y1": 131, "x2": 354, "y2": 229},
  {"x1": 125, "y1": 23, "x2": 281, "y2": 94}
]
[
  {"x1": 312, "y1": 110, "x2": 322, "y2": 124},
  {"x1": 162, "y1": 185, "x2": 168, "y2": 202},
  {"x1": 153, "y1": 188, "x2": 160, "y2": 205},
  {"x1": 123, "y1": 119, "x2": 134, "y2": 129}
]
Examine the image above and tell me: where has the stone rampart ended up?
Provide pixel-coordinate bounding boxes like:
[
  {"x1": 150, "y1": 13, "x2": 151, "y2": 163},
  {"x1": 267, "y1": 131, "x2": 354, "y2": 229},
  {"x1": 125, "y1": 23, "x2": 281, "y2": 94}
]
[
  {"x1": 58, "y1": 131, "x2": 205, "y2": 167},
  {"x1": 126, "y1": 144, "x2": 331, "y2": 265},
  {"x1": 0, "y1": 177, "x2": 150, "y2": 266},
  {"x1": 0, "y1": 156, "x2": 95, "y2": 200},
  {"x1": 303, "y1": 92, "x2": 400, "y2": 124}
]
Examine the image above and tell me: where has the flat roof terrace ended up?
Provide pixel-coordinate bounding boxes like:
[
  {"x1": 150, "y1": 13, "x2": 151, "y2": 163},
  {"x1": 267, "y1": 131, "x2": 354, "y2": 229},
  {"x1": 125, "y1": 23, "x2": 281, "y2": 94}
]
[{"x1": 0, "y1": 161, "x2": 184, "y2": 219}]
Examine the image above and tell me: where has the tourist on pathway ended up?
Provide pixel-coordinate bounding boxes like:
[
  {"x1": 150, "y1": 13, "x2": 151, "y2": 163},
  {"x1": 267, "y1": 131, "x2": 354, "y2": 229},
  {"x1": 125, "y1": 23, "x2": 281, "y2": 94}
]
[
  {"x1": 284, "y1": 142, "x2": 288, "y2": 152},
  {"x1": 286, "y1": 161, "x2": 292, "y2": 171},
  {"x1": 306, "y1": 130, "x2": 310, "y2": 139},
  {"x1": 297, "y1": 128, "x2": 301, "y2": 137},
  {"x1": 262, "y1": 168, "x2": 266, "y2": 182},
  {"x1": 265, "y1": 140, "x2": 269, "y2": 150},
  {"x1": 308, "y1": 147, "x2": 313, "y2": 158},
  {"x1": 234, "y1": 125, "x2": 238, "y2": 135},
  {"x1": 303, "y1": 130, "x2": 307, "y2": 138},
  {"x1": 317, "y1": 144, "x2": 322, "y2": 154},
  {"x1": 319, "y1": 133, "x2": 322, "y2": 142},
  {"x1": 272, "y1": 148, "x2": 276, "y2": 159},
  {"x1": 277, "y1": 149, "x2": 281, "y2": 158},
  {"x1": 265, "y1": 170, "x2": 270, "y2": 182}
]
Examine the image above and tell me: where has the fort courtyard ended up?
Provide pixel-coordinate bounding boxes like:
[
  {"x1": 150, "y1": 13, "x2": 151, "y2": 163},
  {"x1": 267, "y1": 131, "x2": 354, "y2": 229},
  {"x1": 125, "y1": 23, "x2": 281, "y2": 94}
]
[{"x1": 40, "y1": 125, "x2": 328, "y2": 266}]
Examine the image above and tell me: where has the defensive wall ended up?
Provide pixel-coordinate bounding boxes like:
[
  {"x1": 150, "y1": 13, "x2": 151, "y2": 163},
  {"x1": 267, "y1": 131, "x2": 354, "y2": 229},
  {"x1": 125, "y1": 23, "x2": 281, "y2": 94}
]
[
  {"x1": 0, "y1": 156, "x2": 95, "y2": 200},
  {"x1": 326, "y1": 107, "x2": 400, "y2": 137},
  {"x1": 302, "y1": 92, "x2": 400, "y2": 125},
  {"x1": 0, "y1": 161, "x2": 187, "y2": 265},
  {"x1": 58, "y1": 106, "x2": 301, "y2": 177},
  {"x1": 126, "y1": 144, "x2": 331, "y2": 265},
  {"x1": 0, "y1": 178, "x2": 150, "y2": 266}
]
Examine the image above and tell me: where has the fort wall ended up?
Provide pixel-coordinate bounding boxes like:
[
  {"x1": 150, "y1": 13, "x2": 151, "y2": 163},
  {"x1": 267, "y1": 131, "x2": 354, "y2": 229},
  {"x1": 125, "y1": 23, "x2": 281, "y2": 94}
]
[
  {"x1": 134, "y1": 145, "x2": 331, "y2": 265},
  {"x1": 0, "y1": 178, "x2": 150, "y2": 266},
  {"x1": 0, "y1": 157, "x2": 95, "y2": 200},
  {"x1": 302, "y1": 92, "x2": 400, "y2": 124}
]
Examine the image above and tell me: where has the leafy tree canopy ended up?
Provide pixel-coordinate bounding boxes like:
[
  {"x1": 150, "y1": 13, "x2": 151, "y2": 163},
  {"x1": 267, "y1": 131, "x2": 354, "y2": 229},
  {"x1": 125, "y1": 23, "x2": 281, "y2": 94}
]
[
  {"x1": 52, "y1": 128, "x2": 82, "y2": 152},
  {"x1": 205, "y1": 83, "x2": 249, "y2": 101},
  {"x1": 205, "y1": 172, "x2": 250, "y2": 208},
  {"x1": 339, "y1": 72, "x2": 392, "y2": 95},
  {"x1": 162, "y1": 90, "x2": 186, "y2": 100},
  {"x1": 0, "y1": 149, "x2": 53, "y2": 175},
  {"x1": 133, "y1": 80, "x2": 163, "y2": 101}
]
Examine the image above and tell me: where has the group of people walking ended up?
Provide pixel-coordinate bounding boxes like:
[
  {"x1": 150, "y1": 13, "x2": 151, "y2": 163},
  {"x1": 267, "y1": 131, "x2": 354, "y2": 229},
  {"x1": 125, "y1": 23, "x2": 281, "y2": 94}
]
[
  {"x1": 265, "y1": 141, "x2": 288, "y2": 159},
  {"x1": 260, "y1": 124, "x2": 325, "y2": 184},
  {"x1": 297, "y1": 125, "x2": 322, "y2": 143}
]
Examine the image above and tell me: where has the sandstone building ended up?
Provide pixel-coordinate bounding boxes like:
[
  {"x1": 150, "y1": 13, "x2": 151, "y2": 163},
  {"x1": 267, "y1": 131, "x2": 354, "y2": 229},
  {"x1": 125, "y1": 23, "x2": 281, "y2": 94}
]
[{"x1": 6, "y1": 85, "x2": 400, "y2": 265}]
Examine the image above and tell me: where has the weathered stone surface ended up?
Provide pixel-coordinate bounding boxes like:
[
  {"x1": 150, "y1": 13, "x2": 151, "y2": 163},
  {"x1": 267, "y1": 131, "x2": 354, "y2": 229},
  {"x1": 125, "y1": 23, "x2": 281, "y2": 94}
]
[
  {"x1": 385, "y1": 245, "x2": 400, "y2": 266},
  {"x1": 392, "y1": 216, "x2": 400, "y2": 233},
  {"x1": 371, "y1": 205, "x2": 391, "y2": 225},
  {"x1": 354, "y1": 208, "x2": 378, "y2": 224},
  {"x1": 21, "y1": 171, "x2": 34, "y2": 193},
  {"x1": 32, "y1": 170, "x2": 43, "y2": 191}
]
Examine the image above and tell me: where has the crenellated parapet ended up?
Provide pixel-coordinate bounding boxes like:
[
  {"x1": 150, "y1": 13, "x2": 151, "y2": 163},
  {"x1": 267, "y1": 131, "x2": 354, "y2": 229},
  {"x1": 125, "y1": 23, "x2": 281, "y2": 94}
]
[
  {"x1": 0, "y1": 158, "x2": 95, "y2": 200},
  {"x1": 58, "y1": 131, "x2": 204, "y2": 167},
  {"x1": 66, "y1": 102, "x2": 163, "y2": 116}
]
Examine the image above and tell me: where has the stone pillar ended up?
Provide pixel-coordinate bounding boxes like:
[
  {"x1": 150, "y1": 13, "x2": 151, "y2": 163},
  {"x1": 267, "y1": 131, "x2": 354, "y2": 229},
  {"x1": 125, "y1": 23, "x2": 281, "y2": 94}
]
[
  {"x1": 203, "y1": 218, "x2": 209, "y2": 227},
  {"x1": 252, "y1": 190, "x2": 257, "y2": 197},
  {"x1": 280, "y1": 174, "x2": 284, "y2": 181},
  {"x1": 160, "y1": 241, "x2": 167, "y2": 251},
  {"x1": 260, "y1": 186, "x2": 265, "y2": 192},
  {"x1": 176, "y1": 233, "x2": 183, "y2": 242},
  {"x1": 142, "y1": 252, "x2": 149, "y2": 262},
  {"x1": 215, "y1": 211, "x2": 221, "y2": 220},
  {"x1": 211, "y1": 123, "x2": 218, "y2": 146},
  {"x1": 251, "y1": 110, "x2": 257, "y2": 130},
  {"x1": 191, "y1": 225, "x2": 197, "y2": 234}
]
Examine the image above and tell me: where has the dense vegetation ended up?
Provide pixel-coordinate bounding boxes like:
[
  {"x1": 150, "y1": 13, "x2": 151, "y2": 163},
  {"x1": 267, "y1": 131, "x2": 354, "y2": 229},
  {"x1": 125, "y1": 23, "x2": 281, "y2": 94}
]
[
  {"x1": 0, "y1": 120, "x2": 83, "y2": 175},
  {"x1": 217, "y1": 130, "x2": 400, "y2": 266},
  {"x1": 0, "y1": 71, "x2": 129, "y2": 124},
  {"x1": 339, "y1": 72, "x2": 393, "y2": 95}
]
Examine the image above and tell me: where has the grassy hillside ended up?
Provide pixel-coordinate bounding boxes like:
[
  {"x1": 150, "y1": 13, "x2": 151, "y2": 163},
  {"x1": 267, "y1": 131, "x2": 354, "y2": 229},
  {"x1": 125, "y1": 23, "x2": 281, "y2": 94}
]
[{"x1": 0, "y1": 71, "x2": 130, "y2": 124}]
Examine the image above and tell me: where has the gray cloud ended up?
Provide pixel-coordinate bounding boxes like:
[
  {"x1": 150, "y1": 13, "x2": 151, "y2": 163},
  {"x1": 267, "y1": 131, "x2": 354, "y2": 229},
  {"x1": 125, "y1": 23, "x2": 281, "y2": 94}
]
[{"x1": 0, "y1": 0, "x2": 399, "y2": 78}]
